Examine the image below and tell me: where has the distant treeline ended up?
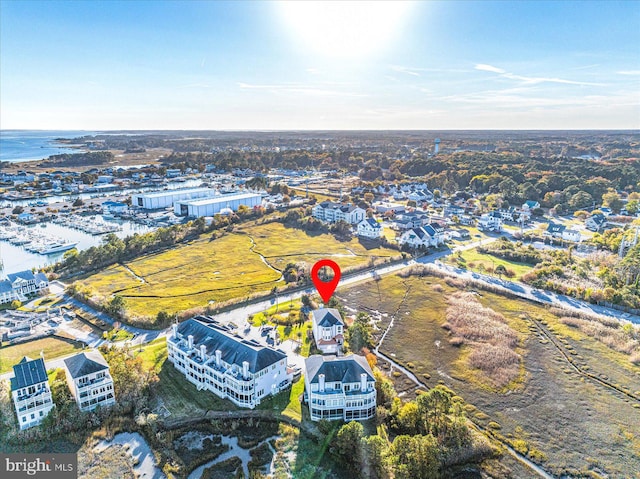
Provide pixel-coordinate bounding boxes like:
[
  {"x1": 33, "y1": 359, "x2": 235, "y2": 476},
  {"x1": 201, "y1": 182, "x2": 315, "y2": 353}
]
[{"x1": 40, "y1": 151, "x2": 114, "y2": 166}]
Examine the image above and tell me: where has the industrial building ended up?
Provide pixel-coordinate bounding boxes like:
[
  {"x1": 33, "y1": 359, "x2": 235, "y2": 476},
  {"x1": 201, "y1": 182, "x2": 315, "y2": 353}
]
[
  {"x1": 131, "y1": 187, "x2": 216, "y2": 210},
  {"x1": 174, "y1": 192, "x2": 262, "y2": 217}
]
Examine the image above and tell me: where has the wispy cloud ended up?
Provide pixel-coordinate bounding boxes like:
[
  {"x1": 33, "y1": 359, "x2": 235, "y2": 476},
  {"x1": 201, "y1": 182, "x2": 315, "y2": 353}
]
[
  {"x1": 390, "y1": 65, "x2": 421, "y2": 77},
  {"x1": 474, "y1": 63, "x2": 604, "y2": 86},
  {"x1": 617, "y1": 70, "x2": 640, "y2": 75},
  {"x1": 475, "y1": 64, "x2": 506, "y2": 74},
  {"x1": 237, "y1": 82, "x2": 366, "y2": 97}
]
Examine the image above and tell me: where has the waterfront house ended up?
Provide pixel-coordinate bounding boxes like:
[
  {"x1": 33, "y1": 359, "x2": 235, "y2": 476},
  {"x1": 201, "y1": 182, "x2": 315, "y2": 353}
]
[
  {"x1": 0, "y1": 270, "x2": 50, "y2": 304},
  {"x1": 311, "y1": 308, "x2": 345, "y2": 354},
  {"x1": 63, "y1": 351, "x2": 116, "y2": 412},
  {"x1": 10, "y1": 355, "x2": 55, "y2": 429},
  {"x1": 167, "y1": 317, "x2": 291, "y2": 408},
  {"x1": 304, "y1": 354, "x2": 376, "y2": 422}
]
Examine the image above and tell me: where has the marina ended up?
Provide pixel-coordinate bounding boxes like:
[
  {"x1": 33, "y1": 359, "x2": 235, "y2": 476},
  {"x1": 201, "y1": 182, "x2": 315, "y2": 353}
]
[{"x1": 0, "y1": 217, "x2": 155, "y2": 273}]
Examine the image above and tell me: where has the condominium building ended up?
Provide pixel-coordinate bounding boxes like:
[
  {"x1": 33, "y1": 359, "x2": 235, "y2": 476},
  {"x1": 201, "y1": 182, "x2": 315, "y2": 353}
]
[
  {"x1": 167, "y1": 317, "x2": 291, "y2": 409},
  {"x1": 304, "y1": 354, "x2": 376, "y2": 422}
]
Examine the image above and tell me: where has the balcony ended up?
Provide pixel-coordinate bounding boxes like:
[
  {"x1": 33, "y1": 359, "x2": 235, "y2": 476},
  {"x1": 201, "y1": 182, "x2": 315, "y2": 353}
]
[
  {"x1": 77, "y1": 375, "x2": 113, "y2": 391},
  {"x1": 17, "y1": 397, "x2": 52, "y2": 413},
  {"x1": 16, "y1": 387, "x2": 50, "y2": 402}
]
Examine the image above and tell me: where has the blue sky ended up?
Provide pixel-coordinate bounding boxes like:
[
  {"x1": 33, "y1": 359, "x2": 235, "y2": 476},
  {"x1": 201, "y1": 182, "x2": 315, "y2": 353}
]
[{"x1": 1, "y1": 0, "x2": 638, "y2": 130}]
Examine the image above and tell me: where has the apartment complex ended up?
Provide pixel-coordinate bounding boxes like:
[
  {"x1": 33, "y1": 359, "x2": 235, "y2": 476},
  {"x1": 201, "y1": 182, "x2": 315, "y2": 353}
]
[{"x1": 167, "y1": 317, "x2": 291, "y2": 408}]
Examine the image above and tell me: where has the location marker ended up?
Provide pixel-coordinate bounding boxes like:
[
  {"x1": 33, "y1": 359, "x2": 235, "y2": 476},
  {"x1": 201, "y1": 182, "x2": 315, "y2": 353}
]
[{"x1": 311, "y1": 259, "x2": 341, "y2": 303}]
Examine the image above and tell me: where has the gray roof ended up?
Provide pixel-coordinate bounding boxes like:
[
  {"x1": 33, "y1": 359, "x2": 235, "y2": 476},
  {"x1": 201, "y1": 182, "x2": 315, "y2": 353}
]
[
  {"x1": 546, "y1": 223, "x2": 565, "y2": 234},
  {"x1": 64, "y1": 351, "x2": 109, "y2": 379},
  {"x1": 173, "y1": 317, "x2": 287, "y2": 373},
  {"x1": 7, "y1": 270, "x2": 36, "y2": 283},
  {"x1": 10, "y1": 356, "x2": 48, "y2": 391},
  {"x1": 35, "y1": 272, "x2": 48, "y2": 284},
  {"x1": 312, "y1": 308, "x2": 344, "y2": 327},
  {"x1": 305, "y1": 354, "x2": 375, "y2": 385}
]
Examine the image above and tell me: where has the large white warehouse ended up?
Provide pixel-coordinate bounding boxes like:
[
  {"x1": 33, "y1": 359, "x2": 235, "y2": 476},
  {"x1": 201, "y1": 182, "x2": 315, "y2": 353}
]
[
  {"x1": 174, "y1": 192, "x2": 262, "y2": 217},
  {"x1": 131, "y1": 187, "x2": 215, "y2": 210}
]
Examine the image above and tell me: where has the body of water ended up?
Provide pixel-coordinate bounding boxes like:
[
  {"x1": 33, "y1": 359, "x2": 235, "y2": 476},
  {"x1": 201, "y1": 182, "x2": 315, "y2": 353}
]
[
  {"x1": 0, "y1": 130, "x2": 95, "y2": 163},
  {"x1": 0, "y1": 218, "x2": 154, "y2": 274}
]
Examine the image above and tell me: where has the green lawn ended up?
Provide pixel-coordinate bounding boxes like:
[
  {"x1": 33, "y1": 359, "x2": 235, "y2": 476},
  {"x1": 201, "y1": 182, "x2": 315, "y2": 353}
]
[
  {"x1": 450, "y1": 247, "x2": 534, "y2": 279},
  {"x1": 135, "y1": 337, "x2": 168, "y2": 372},
  {"x1": 0, "y1": 336, "x2": 85, "y2": 374},
  {"x1": 258, "y1": 376, "x2": 305, "y2": 421}
]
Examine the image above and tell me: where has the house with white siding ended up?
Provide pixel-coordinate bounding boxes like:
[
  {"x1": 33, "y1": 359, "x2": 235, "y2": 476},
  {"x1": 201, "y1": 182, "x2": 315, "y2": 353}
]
[
  {"x1": 304, "y1": 354, "x2": 376, "y2": 422},
  {"x1": 478, "y1": 212, "x2": 503, "y2": 232},
  {"x1": 64, "y1": 351, "x2": 116, "y2": 412},
  {"x1": 167, "y1": 317, "x2": 291, "y2": 409},
  {"x1": 357, "y1": 218, "x2": 383, "y2": 239},
  {"x1": 312, "y1": 202, "x2": 365, "y2": 224},
  {"x1": 0, "y1": 270, "x2": 49, "y2": 304},
  {"x1": 398, "y1": 224, "x2": 445, "y2": 249},
  {"x1": 311, "y1": 308, "x2": 345, "y2": 354},
  {"x1": 10, "y1": 355, "x2": 54, "y2": 429}
]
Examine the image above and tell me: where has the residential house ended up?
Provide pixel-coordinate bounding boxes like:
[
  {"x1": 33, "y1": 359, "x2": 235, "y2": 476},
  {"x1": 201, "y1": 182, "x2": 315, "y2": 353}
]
[
  {"x1": 304, "y1": 354, "x2": 376, "y2": 422},
  {"x1": 374, "y1": 202, "x2": 405, "y2": 214},
  {"x1": 167, "y1": 317, "x2": 291, "y2": 409},
  {"x1": 357, "y1": 219, "x2": 383, "y2": 239},
  {"x1": 311, "y1": 308, "x2": 345, "y2": 354},
  {"x1": 10, "y1": 355, "x2": 54, "y2": 429},
  {"x1": 4, "y1": 270, "x2": 49, "y2": 300},
  {"x1": 478, "y1": 212, "x2": 503, "y2": 232},
  {"x1": 562, "y1": 229, "x2": 582, "y2": 242},
  {"x1": 498, "y1": 207, "x2": 517, "y2": 221},
  {"x1": 398, "y1": 224, "x2": 445, "y2": 249},
  {"x1": 522, "y1": 200, "x2": 540, "y2": 210},
  {"x1": 64, "y1": 351, "x2": 116, "y2": 412},
  {"x1": 545, "y1": 223, "x2": 566, "y2": 239},
  {"x1": 312, "y1": 202, "x2": 365, "y2": 225},
  {"x1": 586, "y1": 213, "x2": 607, "y2": 232}
]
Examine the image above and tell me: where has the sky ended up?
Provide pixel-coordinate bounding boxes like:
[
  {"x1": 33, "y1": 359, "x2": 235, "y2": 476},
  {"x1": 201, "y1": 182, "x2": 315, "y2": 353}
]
[{"x1": 1, "y1": 0, "x2": 639, "y2": 130}]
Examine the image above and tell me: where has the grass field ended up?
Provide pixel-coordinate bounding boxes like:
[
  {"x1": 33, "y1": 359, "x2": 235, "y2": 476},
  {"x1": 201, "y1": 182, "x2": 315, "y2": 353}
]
[
  {"x1": 449, "y1": 247, "x2": 534, "y2": 279},
  {"x1": 82, "y1": 222, "x2": 396, "y2": 321},
  {"x1": 338, "y1": 274, "x2": 640, "y2": 478},
  {"x1": 242, "y1": 221, "x2": 395, "y2": 271},
  {"x1": 0, "y1": 336, "x2": 84, "y2": 373}
]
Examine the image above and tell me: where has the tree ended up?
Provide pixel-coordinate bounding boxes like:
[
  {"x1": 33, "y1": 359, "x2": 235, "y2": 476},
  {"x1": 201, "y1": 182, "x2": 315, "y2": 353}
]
[
  {"x1": 569, "y1": 191, "x2": 593, "y2": 210},
  {"x1": 105, "y1": 295, "x2": 126, "y2": 318},
  {"x1": 602, "y1": 189, "x2": 623, "y2": 213},
  {"x1": 494, "y1": 264, "x2": 507, "y2": 278},
  {"x1": 72, "y1": 198, "x2": 84, "y2": 207},
  {"x1": 334, "y1": 421, "x2": 364, "y2": 471},
  {"x1": 348, "y1": 322, "x2": 372, "y2": 352},
  {"x1": 364, "y1": 192, "x2": 375, "y2": 204},
  {"x1": 498, "y1": 178, "x2": 518, "y2": 200},
  {"x1": 389, "y1": 434, "x2": 440, "y2": 479}
]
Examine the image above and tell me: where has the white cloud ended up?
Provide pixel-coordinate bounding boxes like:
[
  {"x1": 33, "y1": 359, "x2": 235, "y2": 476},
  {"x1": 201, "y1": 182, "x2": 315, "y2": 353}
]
[
  {"x1": 617, "y1": 70, "x2": 640, "y2": 75},
  {"x1": 475, "y1": 64, "x2": 506, "y2": 74},
  {"x1": 475, "y1": 63, "x2": 604, "y2": 86},
  {"x1": 237, "y1": 82, "x2": 365, "y2": 97},
  {"x1": 390, "y1": 65, "x2": 421, "y2": 76}
]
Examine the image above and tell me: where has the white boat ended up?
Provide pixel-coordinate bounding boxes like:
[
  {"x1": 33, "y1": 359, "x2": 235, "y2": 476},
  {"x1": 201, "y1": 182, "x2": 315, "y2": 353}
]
[{"x1": 38, "y1": 242, "x2": 78, "y2": 254}]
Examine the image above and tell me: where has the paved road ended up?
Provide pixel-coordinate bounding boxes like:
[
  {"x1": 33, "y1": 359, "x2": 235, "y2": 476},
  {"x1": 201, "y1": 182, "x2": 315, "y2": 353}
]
[{"x1": 427, "y1": 261, "x2": 640, "y2": 325}]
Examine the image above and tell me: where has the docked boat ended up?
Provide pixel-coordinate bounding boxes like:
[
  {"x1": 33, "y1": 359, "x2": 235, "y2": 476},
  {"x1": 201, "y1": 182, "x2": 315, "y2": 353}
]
[{"x1": 38, "y1": 242, "x2": 78, "y2": 254}]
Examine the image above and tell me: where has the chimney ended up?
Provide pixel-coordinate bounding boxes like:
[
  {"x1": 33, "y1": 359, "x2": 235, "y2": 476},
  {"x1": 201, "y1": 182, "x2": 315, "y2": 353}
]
[
  {"x1": 242, "y1": 361, "x2": 250, "y2": 379},
  {"x1": 187, "y1": 335, "x2": 194, "y2": 350},
  {"x1": 200, "y1": 345, "x2": 206, "y2": 361},
  {"x1": 40, "y1": 351, "x2": 45, "y2": 361},
  {"x1": 215, "y1": 349, "x2": 222, "y2": 367},
  {"x1": 171, "y1": 323, "x2": 178, "y2": 338},
  {"x1": 360, "y1": 373, "x2": 367, "y2": 392},
  {"x1": 319, "y1": 373, "x2": 325, "y2": 393}
]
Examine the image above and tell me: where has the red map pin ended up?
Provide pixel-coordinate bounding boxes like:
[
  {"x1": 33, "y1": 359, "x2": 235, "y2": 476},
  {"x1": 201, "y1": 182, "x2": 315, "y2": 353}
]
[{"x1": 311, "y1": 259, "x2": 341, "y2": 303}]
